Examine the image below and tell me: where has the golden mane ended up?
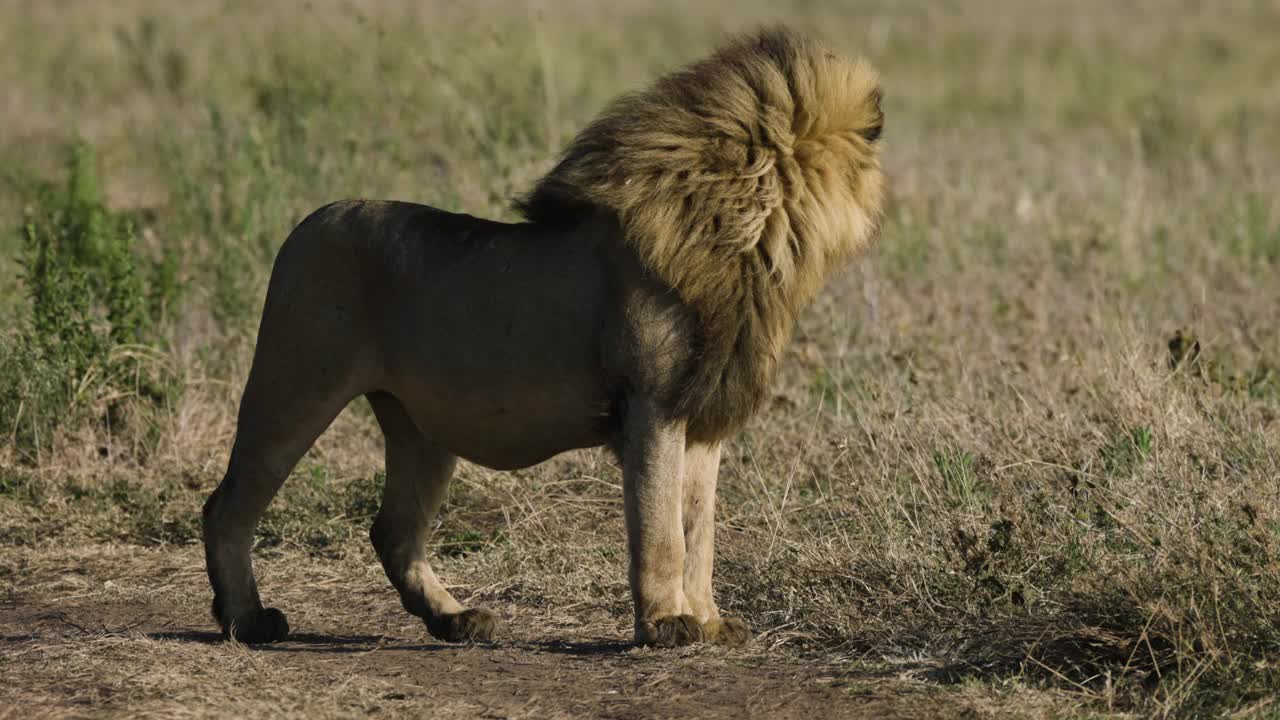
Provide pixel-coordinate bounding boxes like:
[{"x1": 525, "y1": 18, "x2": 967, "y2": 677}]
[{"x1": 517, "y1": 27, "x2": 885, "y2": 441}]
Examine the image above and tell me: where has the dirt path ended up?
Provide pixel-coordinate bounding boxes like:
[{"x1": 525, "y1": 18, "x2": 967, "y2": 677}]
[{"x1": 0, "y1": 545, "x2": 955, "y2": 719}]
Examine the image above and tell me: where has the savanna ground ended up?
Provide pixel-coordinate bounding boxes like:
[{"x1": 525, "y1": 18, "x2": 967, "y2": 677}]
[{"x1": 2, "y1": 1, "x2": 1279, "y2": 717}]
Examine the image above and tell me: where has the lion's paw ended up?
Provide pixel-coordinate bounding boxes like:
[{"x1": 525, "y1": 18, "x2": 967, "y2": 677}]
[
  {"x1": 704, "y1": 616, "x2": 751, "y2": 646},
  {"x1": 636, "y1": 614, "x2": 706, "y2": 647},
  {"x1": 224, "y1": 607, "x2": 290, "y2": 644},
  {"x1": 426, "y1": 608, "x2": 497, "y2": 643}
]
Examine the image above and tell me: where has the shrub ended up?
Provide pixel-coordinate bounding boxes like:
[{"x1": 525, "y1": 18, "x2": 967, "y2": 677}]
[{"x1": 0, "y1": 141, "x2": 178, "y2": 461}]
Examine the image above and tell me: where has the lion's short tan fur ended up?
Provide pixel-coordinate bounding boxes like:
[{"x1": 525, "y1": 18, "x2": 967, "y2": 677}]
[
  {"x1": 202, "y1": 27, "x2": 884, "y2": 649},
  {"x1": 518, "y1": 28, "x2": 885, "y2": 441}
]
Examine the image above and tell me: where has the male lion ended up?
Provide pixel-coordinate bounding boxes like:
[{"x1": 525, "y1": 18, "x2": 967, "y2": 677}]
[{"x1": 203, "y1": 27, "x2": 884, "y2": 647}]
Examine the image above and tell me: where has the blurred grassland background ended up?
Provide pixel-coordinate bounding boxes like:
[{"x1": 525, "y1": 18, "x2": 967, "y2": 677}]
[{"x1": 2, "y1": 0, "x2": 1279, "y2": 716}]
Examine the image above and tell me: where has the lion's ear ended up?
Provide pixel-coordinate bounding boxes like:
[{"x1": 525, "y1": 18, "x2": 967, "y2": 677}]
[{"x1": 861, "y1": 87, "x2": 883, "y2": 143}]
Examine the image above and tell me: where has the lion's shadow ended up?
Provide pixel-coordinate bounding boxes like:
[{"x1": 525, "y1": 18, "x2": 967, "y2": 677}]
[
  {"x1": 523, "y1": 639, "x2": 634, "y2": 656},
  {"x1": 149, "y1": 630, "x2": 438, "y2": 653},
  {"x1": 147, "y1": 630, "x2": 633, "y2": 656}
]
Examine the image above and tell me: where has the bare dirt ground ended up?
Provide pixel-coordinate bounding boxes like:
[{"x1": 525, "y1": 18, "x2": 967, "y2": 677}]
[{"x1": 1, "y1": 545, "x2": 976, "y2": 720}]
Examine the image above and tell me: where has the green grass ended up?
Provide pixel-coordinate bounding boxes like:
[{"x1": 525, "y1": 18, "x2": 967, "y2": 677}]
[{"x1": 2, "y1": 1, "x2": 1279, "y2": 717}]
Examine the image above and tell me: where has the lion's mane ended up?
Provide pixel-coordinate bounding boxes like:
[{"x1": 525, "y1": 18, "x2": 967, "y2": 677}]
[{"x1": 517, "y1": 28, "x2": 885, "y2": 441}]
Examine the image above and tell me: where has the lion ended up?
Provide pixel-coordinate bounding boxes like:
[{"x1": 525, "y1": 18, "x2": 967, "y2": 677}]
[{"x1": 202, "y1": 27, "x2": 885, "y2": 647}]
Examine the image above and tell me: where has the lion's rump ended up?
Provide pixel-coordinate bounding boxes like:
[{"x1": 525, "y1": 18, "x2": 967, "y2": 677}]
[{"x1": 517, "y1": 28, "x2": 884, "y2": 441}]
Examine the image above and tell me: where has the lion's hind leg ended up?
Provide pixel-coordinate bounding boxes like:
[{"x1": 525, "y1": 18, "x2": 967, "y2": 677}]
[
  {"x1": 367, "y1": 391, "x2": 496, "y2": 643},
  {"x1": 202, "y1": 367, "x2": 356, "y2": 643}
]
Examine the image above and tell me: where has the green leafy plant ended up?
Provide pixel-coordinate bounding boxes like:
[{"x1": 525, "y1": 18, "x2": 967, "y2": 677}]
[{"x1": 1, "y1": 141, "x2": 178, "y2": 460}]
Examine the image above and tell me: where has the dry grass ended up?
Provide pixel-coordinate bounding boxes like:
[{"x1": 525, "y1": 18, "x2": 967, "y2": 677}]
[{"x1": 2, "y1": 1, "x2": 1279, "y2": 717}]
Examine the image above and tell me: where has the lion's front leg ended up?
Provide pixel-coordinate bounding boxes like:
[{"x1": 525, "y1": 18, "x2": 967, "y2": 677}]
[
  {"x1": 621, "y1": 397, "x2": 703, "y2": 647},
  {"x1": 682, "y1": 441, "x2": 750, "y2": 646}
]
